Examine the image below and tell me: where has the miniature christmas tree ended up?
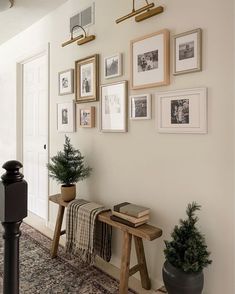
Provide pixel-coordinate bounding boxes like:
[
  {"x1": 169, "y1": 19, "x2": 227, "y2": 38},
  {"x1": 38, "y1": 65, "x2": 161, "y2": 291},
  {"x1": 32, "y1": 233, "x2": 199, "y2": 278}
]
[
  {"x1": 164, "y1": 202, "x2": 212, "y2": 273},
  {"x1": 47, "y1": 135, "x2": 92, "y2": 186}
]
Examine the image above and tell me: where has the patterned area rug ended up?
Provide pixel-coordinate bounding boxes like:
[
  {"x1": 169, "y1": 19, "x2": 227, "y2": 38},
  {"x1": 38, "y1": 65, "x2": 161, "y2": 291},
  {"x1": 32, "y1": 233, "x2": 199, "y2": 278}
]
[{"x1": 0, "y1": 223, "x2": 136, "y2": 294}]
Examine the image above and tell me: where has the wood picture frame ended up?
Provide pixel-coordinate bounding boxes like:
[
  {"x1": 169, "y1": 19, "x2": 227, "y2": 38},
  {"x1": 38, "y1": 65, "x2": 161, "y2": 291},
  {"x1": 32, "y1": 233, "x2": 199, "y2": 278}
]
[
  {"x1": 75, "y1": 54, "x2": 99, "y2": 103},
  {"x1": 130, "y1": 94, "x2": 151, "y2": 120},
  {"x1": 156, "y1": 88, "x2": 207, "y2": 134},
  {"x1": 173, "y1": 28, "x2": 202, "y2": 75},
  {"x1": 57, "y1": 101, "x2": 75, "y2": 133},
  {"x1": 130, "y1": 29, "x2": 170, "y2": 90},
  {"x1": 58, "y1": 69, "x2": 74, "y2": 95},
  {"x1": 79, "y1": 106, "x2": 95, "y2": 128},
  {"x1": 100, "y1": 81, "x2": 128, "y2": 133}
]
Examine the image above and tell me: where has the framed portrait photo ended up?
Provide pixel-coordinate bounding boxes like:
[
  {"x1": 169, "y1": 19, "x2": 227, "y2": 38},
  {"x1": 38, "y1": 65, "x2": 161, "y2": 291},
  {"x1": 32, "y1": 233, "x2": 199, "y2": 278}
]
[
  {"x1": 58, "y1": 69, "x2": 74, "y2": 95},
  {"x1": 130, "y1": 94, "x2": 151, "y2": 120},
  {"x1": 173, "y1": 28, "x2": 202, "y2": 75},
  {"x1": 100, "y1": 81, "x2": 127, "y2": 132},
  {"x1": 57, "y1": 101, "x2": 75, "y2": 133},
  {"x1": 75, "y1": 54, "x2": 99, "y2": 103},
  {"x1": 157, "y1": 88, "x2": 207, "y2": 134},
  {"x1": 104, "y1": 53, "x2": 122, "y2": 79},
  {"x1": 79, "y1": 106, "x2": 95, "y2": 128},
  {"x1": 131, "y1": 29, "x2": 170, "y2": 90}
]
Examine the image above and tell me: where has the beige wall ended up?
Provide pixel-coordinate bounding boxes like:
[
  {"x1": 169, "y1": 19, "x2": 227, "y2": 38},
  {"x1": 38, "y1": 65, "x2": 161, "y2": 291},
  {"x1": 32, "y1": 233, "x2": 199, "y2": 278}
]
[{"x1": 0, "y1": 0, "x2": 234, "y2": 292}]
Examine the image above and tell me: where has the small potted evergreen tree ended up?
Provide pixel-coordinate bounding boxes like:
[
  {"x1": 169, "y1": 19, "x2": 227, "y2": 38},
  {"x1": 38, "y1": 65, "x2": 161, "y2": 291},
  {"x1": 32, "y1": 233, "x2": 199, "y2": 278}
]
[
  {"x1": 47, "y1": 135, "x2": 92, "y2": 201},
  {"x1": 163, "y1": 202, "x2": 212, "y2": 294}
]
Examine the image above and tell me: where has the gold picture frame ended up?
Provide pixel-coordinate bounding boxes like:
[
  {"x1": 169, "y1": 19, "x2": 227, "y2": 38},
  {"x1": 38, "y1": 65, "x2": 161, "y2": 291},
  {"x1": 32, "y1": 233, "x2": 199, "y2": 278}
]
[
  {"x1": 75, "y1": 54, "x2": 99, "y2": 103},
  {"x1": 130, "y1": 29, "x2": 170, "y2": 90},
  {"x1": 79, "y1": 106, "x2": 95, "y2": 128}
]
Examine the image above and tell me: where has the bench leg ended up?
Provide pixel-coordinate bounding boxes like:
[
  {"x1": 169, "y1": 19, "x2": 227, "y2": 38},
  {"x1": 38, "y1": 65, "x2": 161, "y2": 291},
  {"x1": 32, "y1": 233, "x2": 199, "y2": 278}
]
[
  {"x1": 119, "y1": 231, "x2": 132, "y2": 294},
  {"x1": 50, "y1": 205, "x2": 65, "y2": 258},
  {"x1": 134, "y1": 236, "x2": 151, "y2": 290}
]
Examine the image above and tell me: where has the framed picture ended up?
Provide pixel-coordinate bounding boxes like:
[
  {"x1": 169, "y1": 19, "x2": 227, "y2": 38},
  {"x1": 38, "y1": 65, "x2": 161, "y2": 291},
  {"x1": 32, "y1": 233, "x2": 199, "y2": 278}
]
[
  {"x1": 75, "y1": 54, "x2": 99, "y2": 103},
  {"x1": 173, "y1": 28, "x2": 202, "y2": 75},
  {"x1": 130, "y1": 94, "x2": 151, "y2": 120},
  {"x1": 58, "y1": 69, "x2": 74, "y2": 95},
  {"x1": 104, "y1": 53, "x2": 122, "y2": 79},
  {"x1": 100, "y1": 81, "x2": 127, "y2": 132},
  {"x1": 79, "y1": 106, "x2": 95, "y2": 128},
  {"x1": 131, "y1": 29, "x2": 170, "y2": 90},
  {"x1": 157, "y1": 88, "x2": 207, "y2": 134},
  {"x1": 57, "y1": 101, "x2": 75, "y2": 133}
]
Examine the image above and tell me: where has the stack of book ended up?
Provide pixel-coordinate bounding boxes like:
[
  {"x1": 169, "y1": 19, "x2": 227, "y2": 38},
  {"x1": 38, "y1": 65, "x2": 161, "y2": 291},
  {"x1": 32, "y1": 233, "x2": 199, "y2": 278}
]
[{"x1": 111, "y1": 202, "x2": 150, "y2": 227}]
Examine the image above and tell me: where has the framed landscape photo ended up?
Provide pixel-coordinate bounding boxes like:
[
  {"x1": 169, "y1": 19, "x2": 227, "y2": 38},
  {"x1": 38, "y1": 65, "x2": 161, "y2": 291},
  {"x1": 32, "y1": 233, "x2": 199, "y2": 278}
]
[
  {"x1": 157, "y1": 88, "x2": 207, "y2": 134},
  {"x1": 57, "y1": 101, "x2": 75, "y2": 133},
  {"x1": 58, "y1": 69, "x2": 74, "y2": 95},
  {"x1": 131, "y1": 29, "x2": 170, "y2": 90},
  {"x1": 75, "y1": 54, "x2": 99, "y2": 103},
  {"x1": 79, "y1": 106, "x2": 95, "y2": 128},
  {"x1": 104, "y1": 53, "x2": 122, "y2": 79},
  {"x1": 130, "y1": 94, "x2": 151, "y2": 120},
  {"x1": 100, "y1": 81, "x2": 127, "y2": 132},
  {"x1": 173, "y1": 28, "x2": 202, "y2": 75}
]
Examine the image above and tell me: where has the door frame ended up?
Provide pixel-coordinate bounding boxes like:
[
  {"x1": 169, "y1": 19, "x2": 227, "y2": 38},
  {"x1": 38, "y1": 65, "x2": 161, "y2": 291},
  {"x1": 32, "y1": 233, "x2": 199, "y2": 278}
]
[{"x1": 16, "y1": 44, "x2": 50, "y2": 223}]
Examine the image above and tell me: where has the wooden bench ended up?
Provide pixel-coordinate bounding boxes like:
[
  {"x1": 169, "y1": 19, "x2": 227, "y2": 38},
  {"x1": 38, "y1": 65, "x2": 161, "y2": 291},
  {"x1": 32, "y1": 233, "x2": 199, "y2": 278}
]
[{"x1": 49, "y1": 194, "x2": 163, "y2": 294}]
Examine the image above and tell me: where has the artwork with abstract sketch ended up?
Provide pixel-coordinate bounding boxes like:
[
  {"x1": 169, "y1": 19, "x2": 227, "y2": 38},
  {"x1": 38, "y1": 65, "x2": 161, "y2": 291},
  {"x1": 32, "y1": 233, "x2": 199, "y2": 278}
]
[
  {"x1": 105, "y1": 95, "x2": 121, "y2": 114},
  {"x1": 138, "y1": 50, "x2": 158, "y2": 72},
  {"x1": 179, "y1": 41, "x2": 194, "y2": 60},
  {"x1": 171, "y1": 99, "x2": 189, "y2": 124},
  {"x1": 62, "y1": 108, "x2": 68, "y2": 125}
]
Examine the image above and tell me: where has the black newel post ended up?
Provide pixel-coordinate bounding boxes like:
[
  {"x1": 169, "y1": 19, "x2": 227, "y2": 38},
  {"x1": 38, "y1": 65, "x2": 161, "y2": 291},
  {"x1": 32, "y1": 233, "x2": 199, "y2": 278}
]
[{"x1": 0, "y1": 161, "x2": 27, "y2": 294}]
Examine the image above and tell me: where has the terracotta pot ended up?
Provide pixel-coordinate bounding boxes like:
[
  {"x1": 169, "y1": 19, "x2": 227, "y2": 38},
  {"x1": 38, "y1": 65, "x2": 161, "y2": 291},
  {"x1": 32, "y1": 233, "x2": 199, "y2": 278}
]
[
  {"x1": 61, "y1": 184, "x2": 76, "y2": 202},
  {"x1": 163, "y1": 261, "x2": 204, "y2": 294}
]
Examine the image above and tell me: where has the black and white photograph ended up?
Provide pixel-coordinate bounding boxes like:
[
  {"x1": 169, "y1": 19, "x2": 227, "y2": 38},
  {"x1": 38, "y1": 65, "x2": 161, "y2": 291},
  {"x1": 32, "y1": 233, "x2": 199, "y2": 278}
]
[
  {"x1": 105, "y1": 95, "x2": 121, "y2": 114},
  {"x1": 104, "y1": 53, "x2": 122, "y2": 79},
  {"x1": 130, "y1": 94, "x2": 151, "y2": 120},
  {"x1": 171, "y1": 99, "x2": 189, "y2": 124},
  {"x1": 75, "y1": 54, "x2": 99, "y2": 103},
  {"x1": 101, "y1": 81, "x2": 127, "y2": 132},
  {"x1": 131, "y1": 30, "x2": 170, "y2": 89},
  {"x1": 57, "y1": 102, "x2": 75, "y2": 133},
  {"x1": 179, "y1": 41, "x2": 194, "y2": 60},
  {"x1": 173, "y1": 28, "x2": 202, "y2": 75},
  {"x1": 79, "y1": 107, "x2": 95, "y2": 128},
  {"x1": 137, "y1": 50, "x2": 158, "y2": 72},
  {"x1": 157, "y1": 88, "x2": 207, "y2": 133},
  {"x1": 58, "y1": 69, "x2": 74, "y2": 95}
]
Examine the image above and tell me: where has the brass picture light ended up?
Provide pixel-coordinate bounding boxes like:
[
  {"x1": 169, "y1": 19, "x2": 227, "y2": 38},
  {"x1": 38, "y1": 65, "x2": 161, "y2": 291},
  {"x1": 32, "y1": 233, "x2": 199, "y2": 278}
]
[{"x1": 62, "y1": 25, "x2": 95, "y2": 48}]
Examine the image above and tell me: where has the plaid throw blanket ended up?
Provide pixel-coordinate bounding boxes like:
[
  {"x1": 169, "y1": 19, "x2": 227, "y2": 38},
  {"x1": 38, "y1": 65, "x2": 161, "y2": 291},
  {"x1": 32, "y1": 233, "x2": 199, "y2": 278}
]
[{"x1": 66, "y1": 199, "x2": 112, "y2": 264}]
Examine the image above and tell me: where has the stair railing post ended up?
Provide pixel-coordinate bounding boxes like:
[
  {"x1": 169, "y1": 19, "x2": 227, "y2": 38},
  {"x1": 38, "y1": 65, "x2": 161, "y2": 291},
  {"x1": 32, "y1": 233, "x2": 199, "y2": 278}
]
[{"x1": 0, "y1": 160, "x2": 28, "y2": 294}]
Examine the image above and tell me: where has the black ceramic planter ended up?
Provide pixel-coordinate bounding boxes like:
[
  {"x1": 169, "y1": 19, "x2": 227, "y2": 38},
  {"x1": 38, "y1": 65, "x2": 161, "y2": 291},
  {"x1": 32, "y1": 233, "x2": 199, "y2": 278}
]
[{"x1": 162, "y1": 261, "x2": 204, "y2": 294}]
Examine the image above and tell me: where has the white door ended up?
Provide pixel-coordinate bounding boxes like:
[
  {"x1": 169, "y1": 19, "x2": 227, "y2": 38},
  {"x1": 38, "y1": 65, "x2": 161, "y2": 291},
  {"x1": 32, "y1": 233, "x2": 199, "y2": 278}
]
[{"x1": 23, "y1": 53, "x2": 48, "y2": 220}]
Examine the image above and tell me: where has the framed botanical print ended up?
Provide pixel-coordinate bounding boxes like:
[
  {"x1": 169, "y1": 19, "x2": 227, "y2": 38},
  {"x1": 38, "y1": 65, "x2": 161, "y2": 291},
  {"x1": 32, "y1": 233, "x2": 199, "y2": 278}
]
[
  {"x1": 130, "y1": 94, "x2": 151, "y2": 120},
  {"x1": 58, "y1": 69, "x2": 74, "y2": 95},
  {"x1": 100, "y1": 81, "x2": 127, "y2": 132},
  {"x1": 104, "y1": 53, "x2": 122, "y2": 79},
  {"x1": 79, "y1": 106, "x2": 95, "y2": 128},
  {"x1": 131, "y1": 29, "x2": 170, "y2": 89},
  {"x1": 75, "y1": 54, "x2": 99, "y2": 103},
  {"x1": 173, "y1": 28, "x2": 202, "y2": 75},
  {"x1": 57, "y1": 101, "x2": 75, "y2": 133},
  {"x1": 157, "y1": 88, "x2": 207, "y2": 134}
]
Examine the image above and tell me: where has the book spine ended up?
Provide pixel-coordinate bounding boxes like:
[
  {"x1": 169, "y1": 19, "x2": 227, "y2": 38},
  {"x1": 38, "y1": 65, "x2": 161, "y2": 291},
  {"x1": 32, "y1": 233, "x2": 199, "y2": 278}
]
[
  {"x1": 112, "y1": 211, "x2": 149, "y2": 224},
  {"x1": 110, "y1": 215, "x2": 136, "y2": 227}
]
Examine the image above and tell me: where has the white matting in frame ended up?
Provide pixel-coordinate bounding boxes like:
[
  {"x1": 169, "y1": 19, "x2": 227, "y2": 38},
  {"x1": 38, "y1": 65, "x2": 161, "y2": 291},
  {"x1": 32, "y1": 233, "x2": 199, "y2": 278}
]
[
  {"x1": 57, "y1": 101, "x2": 75, "y2": 133},
  {"x1": 100, "y1": 81, "x2": 127, "y2": 132},
  {"x1": 157, "y1": 88, "x2": 207, "y2": 134}
]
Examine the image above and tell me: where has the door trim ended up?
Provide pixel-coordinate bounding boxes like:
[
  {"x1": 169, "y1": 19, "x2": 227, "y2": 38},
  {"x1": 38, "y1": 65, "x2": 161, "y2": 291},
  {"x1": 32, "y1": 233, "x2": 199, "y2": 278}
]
[{"x1": 16, "y1": 44, "x2": 50, "y2": 223}]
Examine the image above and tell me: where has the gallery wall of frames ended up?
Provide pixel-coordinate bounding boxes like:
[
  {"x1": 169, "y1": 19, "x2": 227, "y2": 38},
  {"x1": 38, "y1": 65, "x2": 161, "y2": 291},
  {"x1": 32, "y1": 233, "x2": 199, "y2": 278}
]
[{"x1": 57, "y1": 27, "x2": 206, "y2": 135}]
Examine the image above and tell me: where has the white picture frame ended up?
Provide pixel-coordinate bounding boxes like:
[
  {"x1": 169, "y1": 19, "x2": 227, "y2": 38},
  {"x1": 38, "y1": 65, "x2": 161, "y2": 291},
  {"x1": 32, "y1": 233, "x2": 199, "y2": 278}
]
[
  {"x1": 104, "y1": 53, "x2": 122, "y2": 79},
  {"x1": 100, "y1": 81, "x2": 127, "y2": 132},
  {"x1": 130, "y1": 94, "x2": 151, "y2": 120},
  {"x1": 157, "y1": 88, "x2": 207, "y2": 134},
  {"x1": 57, "y1": 101, "x2": 75, "y2": 133},
  {"x1": 58, "y1": 69, "x2": 74, "y2": 95},
  {"x1": 131, "y1": 29, "x2": 170, "y2": 89},
  {"x1": 173, "y1": 28, "x2": 202, "y2": 75}
]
